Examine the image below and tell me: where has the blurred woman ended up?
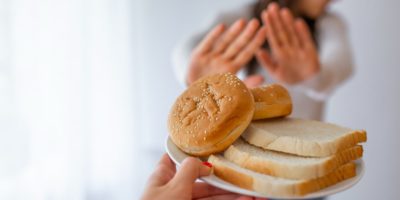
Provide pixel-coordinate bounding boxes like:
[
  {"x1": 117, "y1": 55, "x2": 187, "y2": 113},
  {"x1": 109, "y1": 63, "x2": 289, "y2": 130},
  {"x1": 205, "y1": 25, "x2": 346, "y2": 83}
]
[{"x1": 172, "y1": 0, "x2": 353, "y2": 121}]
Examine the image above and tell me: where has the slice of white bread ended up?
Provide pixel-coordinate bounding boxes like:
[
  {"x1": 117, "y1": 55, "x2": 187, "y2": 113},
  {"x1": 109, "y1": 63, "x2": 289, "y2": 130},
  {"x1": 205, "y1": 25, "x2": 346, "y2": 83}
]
[
  {"x1": 242, "y1": 118, "x2": 367, "y2": 157},
  {"x1": 208, "y1": 155, "x2": 357, "y2": 197},
  {"x1": 224, "y1": 138, "x2": 363, "y2": 180}
]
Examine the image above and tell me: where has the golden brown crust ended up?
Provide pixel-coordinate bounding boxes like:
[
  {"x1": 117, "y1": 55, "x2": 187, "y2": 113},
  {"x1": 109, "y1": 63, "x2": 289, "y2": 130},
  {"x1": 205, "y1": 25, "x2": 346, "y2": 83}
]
[
  {"x1": 168, "y1": 73, "x2": 254, "y2": 156},
  {"x1": 251, "y1": 84, "x2": 292, "y2": 120},
  {"x1": 322, "y1": 145, "x2": 363, "y2": 175},
  {"x1": 209, "y1": 155, "x2": 254, "y2": 190},
  {"x1": 334, "y1": 130, "x2": 367, "y2": 154},
  {"x1": 297, "y1": 162, "x2": 356, "y2": 195}
]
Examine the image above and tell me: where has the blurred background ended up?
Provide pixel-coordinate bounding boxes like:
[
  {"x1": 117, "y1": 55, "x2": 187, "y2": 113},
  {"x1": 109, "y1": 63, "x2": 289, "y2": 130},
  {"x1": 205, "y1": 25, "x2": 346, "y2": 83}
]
[{"x1": 0, "y1": 0, "x2": 399, "y2": 199}]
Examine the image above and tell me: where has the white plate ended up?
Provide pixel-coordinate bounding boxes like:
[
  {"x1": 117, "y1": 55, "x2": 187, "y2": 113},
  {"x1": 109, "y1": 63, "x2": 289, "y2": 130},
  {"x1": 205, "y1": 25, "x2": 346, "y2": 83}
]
[{"x1": 165, "y1": 137, "x2": 365, "y2": 199}]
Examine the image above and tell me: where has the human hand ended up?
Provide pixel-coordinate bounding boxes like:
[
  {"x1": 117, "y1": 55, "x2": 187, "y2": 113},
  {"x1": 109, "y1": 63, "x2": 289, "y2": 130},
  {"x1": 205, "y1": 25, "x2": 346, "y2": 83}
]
[
  {"x1": 256, "y1": 3, "x2": 320, "y2": 84},
  {"x1": 187, "y1": 19, "x2": 266, "y2": 88},
  {"x1": 141, "y1": 154, "x2": 263, "y2": 200}
]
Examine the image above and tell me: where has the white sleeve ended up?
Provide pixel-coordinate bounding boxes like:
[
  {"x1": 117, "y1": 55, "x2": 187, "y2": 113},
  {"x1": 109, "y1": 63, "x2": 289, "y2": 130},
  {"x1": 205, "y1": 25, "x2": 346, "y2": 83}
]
[
  {"x1": 171, "y1": 31, "x2": 203, "y2": 87},
  {"x1": 171, "y1": 4, "x2": 254, "y2": 87},
  {"x1": 296, "y1": 13, "x2": 354, "y2": 101}
]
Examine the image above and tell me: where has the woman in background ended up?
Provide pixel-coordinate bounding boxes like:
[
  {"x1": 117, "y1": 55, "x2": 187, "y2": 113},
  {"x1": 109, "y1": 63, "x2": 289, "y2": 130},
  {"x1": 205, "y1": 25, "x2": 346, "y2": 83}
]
[{"x1": 172, "y1": 0, "x2": 353, "y2": 121}]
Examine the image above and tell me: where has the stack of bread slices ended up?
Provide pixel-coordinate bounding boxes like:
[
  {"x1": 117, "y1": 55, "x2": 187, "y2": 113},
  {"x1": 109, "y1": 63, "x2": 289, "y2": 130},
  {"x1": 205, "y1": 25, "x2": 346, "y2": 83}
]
[
  {"x1": 209, "y1": 117, "x2": 366, "y2": 197},
  {"x1": 208, "y1": 84, "x2": 367, "y2": 197},
  {"x1": 168, "y1": 73, "x2": 367, "y2": 197}
]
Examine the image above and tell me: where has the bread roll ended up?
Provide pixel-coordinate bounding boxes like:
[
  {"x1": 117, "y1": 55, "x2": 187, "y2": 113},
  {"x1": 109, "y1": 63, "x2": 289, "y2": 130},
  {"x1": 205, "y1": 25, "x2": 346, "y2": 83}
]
[
  {"x1": 251, "y1": 84, "x2": 292, "y2": 120},
  {"x1": 168, "y1": 73, "x2": 254, "y2": 156}
]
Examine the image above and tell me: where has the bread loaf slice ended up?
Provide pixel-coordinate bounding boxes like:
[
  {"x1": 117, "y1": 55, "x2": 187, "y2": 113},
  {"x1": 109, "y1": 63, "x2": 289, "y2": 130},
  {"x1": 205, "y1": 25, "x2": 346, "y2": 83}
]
[
  {"x1": 224, "y1": 139, "x2": 363, "y2": 180},
  {"x1": 208, "y1": 155, "x2": 357, "y2": 197},
  {"x1": 242, "y1": 118, "x2": 367, "y2": 157}
]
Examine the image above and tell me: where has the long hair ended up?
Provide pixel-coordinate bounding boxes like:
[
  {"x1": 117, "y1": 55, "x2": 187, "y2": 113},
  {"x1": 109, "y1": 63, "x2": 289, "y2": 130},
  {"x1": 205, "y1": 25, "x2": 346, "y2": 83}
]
[{"x1": 247, "y1": 0, "x2": 317, "y2": 75}]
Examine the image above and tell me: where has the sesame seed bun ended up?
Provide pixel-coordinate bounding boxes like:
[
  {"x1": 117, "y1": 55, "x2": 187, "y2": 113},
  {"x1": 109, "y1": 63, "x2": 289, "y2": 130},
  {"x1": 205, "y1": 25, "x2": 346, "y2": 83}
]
[
  {"x1": 168, "y1": 73, "x2": 255, "y2": 156},
  {"x1": 251, "y1": 84, "x2": 292, "y2": 120}
]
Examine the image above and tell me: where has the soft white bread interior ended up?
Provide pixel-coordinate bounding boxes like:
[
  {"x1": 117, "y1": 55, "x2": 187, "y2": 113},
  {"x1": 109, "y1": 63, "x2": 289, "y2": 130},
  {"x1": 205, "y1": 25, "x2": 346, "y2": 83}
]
[
  {"x1": 251, "y1": 84, "x2": 292, "y2": 120},
  {"x1": 242, "y1": 118, "x2": 367, "y2": 157},
  {"x1": 224, "y1": 138, "x2": 363, "y2": 180},
  {"x1": 208, "y1": 155, "x2": 357, "y2": 197}
]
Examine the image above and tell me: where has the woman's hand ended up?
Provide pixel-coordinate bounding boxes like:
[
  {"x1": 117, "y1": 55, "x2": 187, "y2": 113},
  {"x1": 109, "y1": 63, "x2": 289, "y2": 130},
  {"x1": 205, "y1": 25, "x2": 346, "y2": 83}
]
[
  {"x1": 256, "y1": 3, "x2": 320, "y2": 85},
  {"x1": 187, "y1": 19, "x2": 266, "y2": 88},
  {"x1": 141, "y1": 154, "x2": 261, "y2": 200}
]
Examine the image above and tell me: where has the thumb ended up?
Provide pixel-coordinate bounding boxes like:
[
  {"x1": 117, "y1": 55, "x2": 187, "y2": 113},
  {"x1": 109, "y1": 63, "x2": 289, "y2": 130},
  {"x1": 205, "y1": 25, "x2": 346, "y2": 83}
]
[
  {"x1": 146, "y1": 154, "x2": 176, "y2": 187},
  {"x1": 170, "y1": 157, "x2": 212, "y2": 187},
  {"x1": 243, "y1": 74, "x2": 264, "y2": 88}
]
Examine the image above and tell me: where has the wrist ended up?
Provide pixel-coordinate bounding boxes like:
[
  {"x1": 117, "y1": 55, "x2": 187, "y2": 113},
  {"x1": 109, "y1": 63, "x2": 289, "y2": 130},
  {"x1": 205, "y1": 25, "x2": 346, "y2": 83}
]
[{"x1": 303, "y1": 59, "x2": 321, "y2": 81}]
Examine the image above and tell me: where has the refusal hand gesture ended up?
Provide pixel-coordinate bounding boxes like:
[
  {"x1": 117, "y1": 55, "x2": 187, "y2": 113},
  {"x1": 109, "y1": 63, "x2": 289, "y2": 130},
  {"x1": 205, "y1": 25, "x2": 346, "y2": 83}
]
[
  {"x1": 187, "y1": 19, "x2": 266, "y2": 88},
  {"x1": 256, "y1": 3, "x2": 320, "y2": 85}
]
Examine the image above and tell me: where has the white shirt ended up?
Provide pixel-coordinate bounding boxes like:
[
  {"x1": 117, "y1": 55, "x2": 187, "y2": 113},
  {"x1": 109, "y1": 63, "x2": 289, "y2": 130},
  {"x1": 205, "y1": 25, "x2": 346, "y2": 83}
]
[{"x1": 172, "y1": 3, "x2": 353, "y2": 120}]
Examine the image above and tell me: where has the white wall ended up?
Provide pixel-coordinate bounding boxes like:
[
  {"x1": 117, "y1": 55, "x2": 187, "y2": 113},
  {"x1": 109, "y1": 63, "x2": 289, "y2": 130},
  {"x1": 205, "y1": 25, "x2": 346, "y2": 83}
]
[
  {"x1": 327, "y1": 1, "x2": 400, "y2": 199},
  {"x1": 136, "y1": 0, "x2": 400, "y2": 199},
  {"x1": 1, "y1": 0, "x2": 138, "y2": 199}
]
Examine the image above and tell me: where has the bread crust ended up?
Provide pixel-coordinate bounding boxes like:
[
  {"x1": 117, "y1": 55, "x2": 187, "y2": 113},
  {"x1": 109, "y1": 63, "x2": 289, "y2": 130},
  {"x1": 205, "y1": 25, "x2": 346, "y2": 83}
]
[
  {"x1": 208, "y1": 155, "x2": 357, "y2": 197},
  {"x1": 168, "y1": 73, "x2": 254, "y2": 156},
  {"x1": 251, "y1": 84, "x2": 292, "y2": 120},
  {"x1": 224, "y1": 139, "x2": 363, "y2": 179}
]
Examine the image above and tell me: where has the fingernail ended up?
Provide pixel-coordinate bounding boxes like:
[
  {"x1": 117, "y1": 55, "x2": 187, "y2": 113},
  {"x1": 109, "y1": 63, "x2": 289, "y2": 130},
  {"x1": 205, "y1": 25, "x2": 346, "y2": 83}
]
[{"x1": 202, "y1": 161, "x2": 213, "y2": 168}]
